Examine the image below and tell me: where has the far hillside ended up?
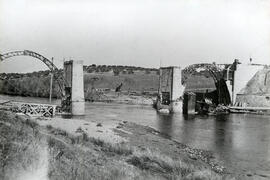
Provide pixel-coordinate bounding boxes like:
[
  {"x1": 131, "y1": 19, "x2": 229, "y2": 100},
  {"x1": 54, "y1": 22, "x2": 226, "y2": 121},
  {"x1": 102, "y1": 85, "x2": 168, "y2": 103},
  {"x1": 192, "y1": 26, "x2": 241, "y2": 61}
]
[
  {"x1": 83, "y1": 64, "x2": 159, "y2": 92},
  {"x1": 84, "y1": 73, "x2": 158, "y2": 92}
]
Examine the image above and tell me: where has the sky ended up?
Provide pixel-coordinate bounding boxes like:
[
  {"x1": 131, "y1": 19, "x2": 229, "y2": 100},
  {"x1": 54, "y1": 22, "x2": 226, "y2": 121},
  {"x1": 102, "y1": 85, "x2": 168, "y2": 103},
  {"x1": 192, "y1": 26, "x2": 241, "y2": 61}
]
[{"x1": 0, "y1": 0, "x2": 269, "y2": 73}]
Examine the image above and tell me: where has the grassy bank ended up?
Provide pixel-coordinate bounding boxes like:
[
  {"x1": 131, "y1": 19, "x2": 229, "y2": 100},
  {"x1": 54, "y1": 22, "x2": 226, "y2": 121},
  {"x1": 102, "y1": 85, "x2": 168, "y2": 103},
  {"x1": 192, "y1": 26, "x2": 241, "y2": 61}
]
[
  {"x1": 0, "y1": 111, "x2": 48, "y2": 180},
  {"x1": 0, "y1": 110, "x2": 237, "y2": 180}
]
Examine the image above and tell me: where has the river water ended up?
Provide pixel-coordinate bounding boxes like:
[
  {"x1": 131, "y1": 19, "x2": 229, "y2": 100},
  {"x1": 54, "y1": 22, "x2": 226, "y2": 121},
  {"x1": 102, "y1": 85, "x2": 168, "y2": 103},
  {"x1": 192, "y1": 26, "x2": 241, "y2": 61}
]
[{"x1": 1, "y1": 94, "x2": 270, "y2": 175}]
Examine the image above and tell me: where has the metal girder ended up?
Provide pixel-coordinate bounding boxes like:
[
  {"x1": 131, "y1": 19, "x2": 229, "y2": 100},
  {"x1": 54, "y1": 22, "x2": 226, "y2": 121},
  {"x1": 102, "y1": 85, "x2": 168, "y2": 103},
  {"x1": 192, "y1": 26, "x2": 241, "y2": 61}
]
[
  {"x1": 13, "y1": 102, "x2": 57, "y2": 117},
  {"x1": 182, "y1": 63, "x2": 231, "y2": 105},
  {"x1": 0, "y1": 50, "x2": 58, "y2": 72},
  {"x1": 182, "y1": 63, "x2": 224, "y2": 84},
  {"x1": 0, "y1": 50, "x2": 66, "y2": 97}
]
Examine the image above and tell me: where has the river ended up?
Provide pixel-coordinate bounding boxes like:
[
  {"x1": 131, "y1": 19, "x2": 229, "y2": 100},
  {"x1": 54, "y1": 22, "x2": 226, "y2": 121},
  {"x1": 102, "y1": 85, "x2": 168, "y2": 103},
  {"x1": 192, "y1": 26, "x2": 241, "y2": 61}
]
[{"x1": 1, "y1": 94, "x2": 270, "y2": 176}]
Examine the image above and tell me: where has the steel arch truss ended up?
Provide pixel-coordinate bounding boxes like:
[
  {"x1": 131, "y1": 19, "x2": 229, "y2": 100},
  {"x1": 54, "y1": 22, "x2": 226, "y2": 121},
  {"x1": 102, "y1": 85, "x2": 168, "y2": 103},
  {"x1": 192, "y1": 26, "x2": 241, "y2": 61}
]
[
  {"x1": 0, "y1": 50, "x2": 65, "y2": 96},
  {"x1": 182, "y1": 63, "x2": 224, "y2": 84},
  {"x1": 182, "y1": 63, "x2": 231, "y2": 105},
  {"x1": 0, "y1": 50, "x2": 58, "y2": 72}
]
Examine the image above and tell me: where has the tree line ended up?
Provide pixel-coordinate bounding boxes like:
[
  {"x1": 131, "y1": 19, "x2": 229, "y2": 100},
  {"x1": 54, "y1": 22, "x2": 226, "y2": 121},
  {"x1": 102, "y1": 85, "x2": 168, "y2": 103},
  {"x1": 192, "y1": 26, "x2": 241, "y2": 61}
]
[{"x1": 84, "y1": 64, "x2": 159, "y2": 75}]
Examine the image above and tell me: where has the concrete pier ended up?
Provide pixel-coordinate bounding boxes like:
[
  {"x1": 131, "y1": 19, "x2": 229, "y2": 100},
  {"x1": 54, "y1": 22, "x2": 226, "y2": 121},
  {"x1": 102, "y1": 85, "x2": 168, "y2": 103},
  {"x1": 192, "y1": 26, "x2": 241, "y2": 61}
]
[
  {"x1": 71, "y1": 60, "x2": 85, "y2": 115},
  {"x1": 157, "y1": 66, "x2": 184, "y2": 113},
  {"x1": 171, "y1": 67, "x2": 185, "y2": 112},
  {"x1": 183, "y1": 93, "x2": 196, "y2": 115},
  {"x1": 63, "y1": 60, "x2": 85, "y2": 115}
]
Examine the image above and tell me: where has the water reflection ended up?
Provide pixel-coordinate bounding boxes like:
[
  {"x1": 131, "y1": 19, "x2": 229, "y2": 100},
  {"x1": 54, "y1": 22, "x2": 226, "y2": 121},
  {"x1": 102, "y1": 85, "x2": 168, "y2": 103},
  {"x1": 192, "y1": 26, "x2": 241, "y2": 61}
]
[
  {"x1": 156, "y1": 113, "x2": 174, "y2": 136},
  {"x1": 213, "y1": 114, "x2": 230, "y2": 149},
  {"x1": 183, "y1": 114, "x2": 196, "y2": 120}
]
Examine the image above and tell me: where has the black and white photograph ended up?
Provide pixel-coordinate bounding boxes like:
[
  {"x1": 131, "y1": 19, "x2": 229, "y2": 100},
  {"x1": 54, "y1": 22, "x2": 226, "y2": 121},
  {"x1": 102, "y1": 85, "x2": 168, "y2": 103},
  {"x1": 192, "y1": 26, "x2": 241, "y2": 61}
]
[{"x1": 0, "y1": 0, "x2": 270, "y2": 179}]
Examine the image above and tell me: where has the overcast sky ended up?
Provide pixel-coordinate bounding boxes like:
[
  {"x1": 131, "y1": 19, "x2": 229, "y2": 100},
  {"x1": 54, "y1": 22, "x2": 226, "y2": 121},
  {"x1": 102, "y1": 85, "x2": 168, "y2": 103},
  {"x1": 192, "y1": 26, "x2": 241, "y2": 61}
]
[{"x1": 0, "y1": 0, "x2": 269, "y2": 73}]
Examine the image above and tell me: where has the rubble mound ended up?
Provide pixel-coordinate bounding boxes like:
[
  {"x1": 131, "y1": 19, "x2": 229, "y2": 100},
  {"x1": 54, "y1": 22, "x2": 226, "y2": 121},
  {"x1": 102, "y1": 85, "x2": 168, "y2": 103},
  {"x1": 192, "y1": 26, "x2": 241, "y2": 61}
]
[
  {"x1": 240, "y1": 67, "x2": 270, "y2": 95},
  {"x1": 236, "y1": 67, "x2": 270, "y2": 107}
]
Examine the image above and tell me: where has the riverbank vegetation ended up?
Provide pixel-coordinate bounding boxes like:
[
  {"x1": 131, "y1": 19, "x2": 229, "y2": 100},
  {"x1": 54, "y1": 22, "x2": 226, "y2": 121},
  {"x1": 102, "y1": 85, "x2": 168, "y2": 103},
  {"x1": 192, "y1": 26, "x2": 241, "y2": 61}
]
[
  {"x1": 0, "y1": 110, "x2": 235, "y2": 179},
  {"x1": 0, "y1": 66, "x2": 159, "y2": 100}
]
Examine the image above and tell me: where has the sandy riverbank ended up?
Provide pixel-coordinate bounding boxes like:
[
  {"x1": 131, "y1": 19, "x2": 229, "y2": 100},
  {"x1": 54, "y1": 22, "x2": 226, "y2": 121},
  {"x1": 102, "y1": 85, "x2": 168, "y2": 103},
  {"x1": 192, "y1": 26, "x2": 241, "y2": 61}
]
[
  {"x1": 85, "y1": 92, "x2": 155, "y2": 106},
  {"x1": 2, "y1": 110, "x2": 262, "y2": 179},
  {"x1": 37, "y1": 117, "x2": 126, "y2": 144}
]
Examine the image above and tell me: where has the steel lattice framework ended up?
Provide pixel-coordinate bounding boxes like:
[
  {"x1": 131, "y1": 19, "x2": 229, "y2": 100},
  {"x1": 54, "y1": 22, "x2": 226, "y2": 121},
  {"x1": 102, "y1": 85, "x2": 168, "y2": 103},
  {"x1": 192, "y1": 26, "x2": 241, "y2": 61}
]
[
  {"x1": 182, "y1": 63, "x2": 231, "y2": 105},
  {"x1": 13, "y1": 102, "x2": 57, "y2": 117},
  {"x1": 0, "y1": 50, "x2": 65, "y2": 96},
  {"x1": 0, "y1": 50, "x2": 58, "y2": 72},
  {"x1": 182, "y1": 63, "x2": 224, "y2": 84}
]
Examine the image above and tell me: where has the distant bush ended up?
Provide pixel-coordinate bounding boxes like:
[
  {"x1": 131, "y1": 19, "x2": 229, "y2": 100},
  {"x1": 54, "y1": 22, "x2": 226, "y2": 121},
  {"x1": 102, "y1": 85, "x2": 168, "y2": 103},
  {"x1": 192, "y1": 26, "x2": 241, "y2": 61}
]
[
  {"x1": 127, "y1": 69, "x2": 134, "y2": 74},
  {"x1": 113, "y1": 69, "x2": 120, "y2": 76}
]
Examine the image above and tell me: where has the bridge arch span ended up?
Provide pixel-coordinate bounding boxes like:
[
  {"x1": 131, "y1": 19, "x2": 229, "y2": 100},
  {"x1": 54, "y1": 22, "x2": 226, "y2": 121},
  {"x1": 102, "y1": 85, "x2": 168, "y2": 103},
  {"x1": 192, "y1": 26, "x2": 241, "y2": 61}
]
[
  {"x1": 0, "y1": 50, "x2": 58, "y2": 72},
  {"x1": 0, "y1": 50, "x2": 64, "y2": 96},
  {"x1": 182, "y1": 63, "x2": 223, "y2": 84},
  {"x1": 182, "y1": 63, "x2": 231, "y2": 105}
]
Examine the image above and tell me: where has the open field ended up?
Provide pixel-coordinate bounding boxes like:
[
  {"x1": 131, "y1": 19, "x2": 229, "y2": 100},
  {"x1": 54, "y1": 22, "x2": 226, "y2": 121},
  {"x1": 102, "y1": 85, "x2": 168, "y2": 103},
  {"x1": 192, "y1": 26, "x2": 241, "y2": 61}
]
[{"x1": 84, "y1": 71, "x2": 159, "y2": 92}]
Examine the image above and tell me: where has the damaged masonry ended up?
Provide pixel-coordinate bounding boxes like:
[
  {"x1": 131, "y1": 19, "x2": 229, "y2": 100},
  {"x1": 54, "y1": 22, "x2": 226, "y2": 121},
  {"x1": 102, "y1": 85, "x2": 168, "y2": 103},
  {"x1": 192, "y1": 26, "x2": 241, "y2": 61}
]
[{"x1": 155, "y1": 60, "x2": 270, "y2": 115}]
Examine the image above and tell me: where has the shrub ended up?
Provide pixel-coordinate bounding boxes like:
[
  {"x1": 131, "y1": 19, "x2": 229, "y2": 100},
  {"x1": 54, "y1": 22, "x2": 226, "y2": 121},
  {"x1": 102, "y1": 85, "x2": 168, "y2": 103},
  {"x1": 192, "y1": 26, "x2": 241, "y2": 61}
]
[
  {"x1": 46, "y1": 124, "x2": 53, "y2": 130},
  {"x1": 127, "y1": 149, "x2": 194, "y2": 177}
]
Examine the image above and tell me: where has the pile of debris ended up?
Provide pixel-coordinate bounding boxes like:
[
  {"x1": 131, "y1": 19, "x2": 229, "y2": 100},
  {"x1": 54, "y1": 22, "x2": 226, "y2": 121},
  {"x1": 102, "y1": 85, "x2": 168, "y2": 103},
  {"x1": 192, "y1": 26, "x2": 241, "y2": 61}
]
[{"x1": 213, "y1": 104, "x2": 230, "y2": 114}]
